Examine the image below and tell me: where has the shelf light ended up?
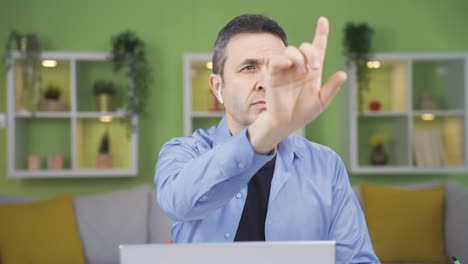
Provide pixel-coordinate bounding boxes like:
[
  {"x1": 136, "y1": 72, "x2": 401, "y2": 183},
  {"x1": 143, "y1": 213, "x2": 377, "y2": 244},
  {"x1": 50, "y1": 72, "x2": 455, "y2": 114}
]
[
  {"x1": 367, "y1": 60, "x2": 381, "y2": 69},
  {"x1": 206, "y1": 62, "x2": 213, "y2": 70},
  {"x1": 99, "y1": 116, "x2": 112, "y2": 122},
  {"x1": 421, "y1": 114, "x2": 435, "y2": 121},
  {"x1": 42, "y1": 60, "x2": 57, "y2": 68}
]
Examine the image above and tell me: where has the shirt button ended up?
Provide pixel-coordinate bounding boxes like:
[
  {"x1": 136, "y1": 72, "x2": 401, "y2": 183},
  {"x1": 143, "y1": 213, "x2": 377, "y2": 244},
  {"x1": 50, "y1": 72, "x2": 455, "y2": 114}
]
[
  {"x1": 236, "y1": 193, "x2": 242, "y2": 199},
  {"x1": 224, "y1": 233, "x2": 230, "y2": 239},
  {"x1": 238, "y1": 162, "x2": 245, "y2": 169}
]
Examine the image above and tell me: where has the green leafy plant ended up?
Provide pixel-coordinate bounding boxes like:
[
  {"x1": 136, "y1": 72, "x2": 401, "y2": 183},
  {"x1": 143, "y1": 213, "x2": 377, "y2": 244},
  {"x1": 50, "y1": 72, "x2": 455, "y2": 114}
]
[
  {"x1": 4, "y1": 30, "x2": 41, "y2": 69},
  {"x1": 5, "y1": 30, "x2": 42, "y2": 110},
  {"x1": 110, "y1": 31, "x2": 152, "y2": 121},
  {"x1": 93, "y1": 80, "x2": 117, "y2": 96},
  {"x1": 43, "y1": 85, "x2": 61, "y2": 100},
  {"x1": 98, "y1": 129, "x2": 110, "y2": 153},
  {"x1": 344, "y1": 23, "x2": 374, "y2": 111}
]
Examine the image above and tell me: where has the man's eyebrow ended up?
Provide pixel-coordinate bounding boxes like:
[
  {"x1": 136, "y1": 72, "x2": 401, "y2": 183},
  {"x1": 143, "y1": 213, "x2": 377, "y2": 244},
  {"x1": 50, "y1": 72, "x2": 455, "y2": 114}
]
[{"x1": 237, "y1": 58, "x2": 263, "y2": 68}]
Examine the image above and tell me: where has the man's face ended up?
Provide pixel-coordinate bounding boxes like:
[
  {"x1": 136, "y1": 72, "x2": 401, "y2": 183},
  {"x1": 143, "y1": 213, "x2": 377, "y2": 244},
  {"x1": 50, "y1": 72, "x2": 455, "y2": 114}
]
[{"x1": 211, "y1": 33, "x2": 286, "y2": 134}]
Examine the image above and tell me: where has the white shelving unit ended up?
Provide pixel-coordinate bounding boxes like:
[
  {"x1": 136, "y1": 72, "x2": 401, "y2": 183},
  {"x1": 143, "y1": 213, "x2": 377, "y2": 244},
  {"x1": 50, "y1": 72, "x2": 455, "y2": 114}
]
[
  {"x1": 6, "y1": 51, "x2": 138, "y2": 178},
  {"x1": 349, "y1": 52, "x2": 468, "y2": 174},
  {"x1": 183, "y1": 53, "x2": 304, "y2": 137}
]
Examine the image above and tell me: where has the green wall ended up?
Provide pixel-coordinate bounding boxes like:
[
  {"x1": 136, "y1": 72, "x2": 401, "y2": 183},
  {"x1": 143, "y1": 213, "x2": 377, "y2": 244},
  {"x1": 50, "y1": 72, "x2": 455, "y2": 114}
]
[{"x1": 1, "y1": 0, "x2": 468, "y2": 196}]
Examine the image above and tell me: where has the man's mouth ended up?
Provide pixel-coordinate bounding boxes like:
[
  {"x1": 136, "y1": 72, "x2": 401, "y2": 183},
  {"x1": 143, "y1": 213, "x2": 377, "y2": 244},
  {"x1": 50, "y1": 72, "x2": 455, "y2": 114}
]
[
  {"x1": 252, "y1": 100, "x2": 266, "y2": 105},
  {"x1": 252, "y1": 100, "x2": 266, "y2": 109}
]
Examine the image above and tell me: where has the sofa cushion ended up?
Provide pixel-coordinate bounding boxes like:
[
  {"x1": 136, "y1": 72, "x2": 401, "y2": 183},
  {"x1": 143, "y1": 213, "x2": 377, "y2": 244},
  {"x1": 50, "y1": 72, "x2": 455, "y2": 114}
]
[
  {"x1": 149, "y1": 190, "x2": 173, "y2": 243},
  {"x1": 352, "y1": 180, "x2": 442, "y2": 207},
  {"x1": 445, "y1": 181, "x2": 468, "y2": 263},
  {"x1": 360, "y1": 182, "x2": 447, "y2": 263},
  {"x1": 74, "y1": 184, "x2": 152, "y2": 264},
  {"x1": 0, "y1": 193, "x2": 85, "y2": 264}
]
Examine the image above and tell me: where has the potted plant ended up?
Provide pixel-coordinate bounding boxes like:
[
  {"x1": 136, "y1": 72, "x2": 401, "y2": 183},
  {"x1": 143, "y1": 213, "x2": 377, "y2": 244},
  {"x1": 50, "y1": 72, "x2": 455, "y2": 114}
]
[
  {"x1": 96, "y1": 129, "x2": 112, "y2": 169},
  {"x1": 110, "y1": 30, "x2": 152, "y2": 131},
  {"x1": 5, "y1": 30, "x2": 42, "y2": 111},
  {"x1": 343, "y1": 23, "x2": 374, "y2": 111},
  {"x1": 368, "y1": 133, "x2": 388, "y2": 165},
  {"x1": 37, "y1": 84, "x2": 67, "y2": 111},
  {"x1": 93, "y1": 80, "x2": 117, "y2": 112}
]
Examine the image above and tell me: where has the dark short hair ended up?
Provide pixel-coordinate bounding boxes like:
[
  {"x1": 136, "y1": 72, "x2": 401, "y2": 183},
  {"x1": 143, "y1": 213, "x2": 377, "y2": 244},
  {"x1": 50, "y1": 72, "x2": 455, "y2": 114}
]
[{"x1": 212, "y1": 14, "x2": 288, "y2": 77}]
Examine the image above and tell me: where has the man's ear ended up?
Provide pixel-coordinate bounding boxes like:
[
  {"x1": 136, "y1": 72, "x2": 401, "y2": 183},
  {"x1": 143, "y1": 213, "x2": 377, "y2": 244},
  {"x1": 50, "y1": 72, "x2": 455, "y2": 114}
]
[{"x1": 209, "y1": 73, "x2": 223, "y2": 104}]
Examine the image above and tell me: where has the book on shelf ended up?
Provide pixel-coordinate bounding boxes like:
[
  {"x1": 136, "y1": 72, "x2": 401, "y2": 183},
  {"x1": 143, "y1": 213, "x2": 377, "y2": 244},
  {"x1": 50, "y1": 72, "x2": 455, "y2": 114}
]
[
  {"x1": 413, "y1": 128, "x2": 447, "y2": 167},
  {"x1": 443, "y1": 117, "x2": 463, "y2": 166}
]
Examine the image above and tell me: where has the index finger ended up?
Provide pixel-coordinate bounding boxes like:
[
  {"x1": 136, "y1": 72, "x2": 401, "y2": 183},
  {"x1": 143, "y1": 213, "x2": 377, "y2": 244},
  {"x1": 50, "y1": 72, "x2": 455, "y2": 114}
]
[{"x1": 311, "y1": 16, "x2": 329, "y2": 64}]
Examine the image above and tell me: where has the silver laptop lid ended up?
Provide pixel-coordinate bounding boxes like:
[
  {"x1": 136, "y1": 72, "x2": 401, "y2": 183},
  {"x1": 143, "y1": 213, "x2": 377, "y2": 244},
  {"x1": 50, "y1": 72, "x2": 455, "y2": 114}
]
[{"x1": 120, "y1": 241, "x2": 335, "y2": 264}]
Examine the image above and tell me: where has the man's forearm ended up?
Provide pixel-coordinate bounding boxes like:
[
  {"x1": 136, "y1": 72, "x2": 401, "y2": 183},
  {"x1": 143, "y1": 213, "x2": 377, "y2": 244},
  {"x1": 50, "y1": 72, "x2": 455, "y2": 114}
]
[{"x1": 155, "y1": 129, "x2": 274, "y2": 222}]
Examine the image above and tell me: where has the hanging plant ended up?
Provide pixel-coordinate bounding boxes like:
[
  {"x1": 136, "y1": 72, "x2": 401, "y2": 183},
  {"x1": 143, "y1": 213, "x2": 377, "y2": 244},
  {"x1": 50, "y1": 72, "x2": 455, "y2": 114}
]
[
  {"x1": 110, "y1": 30, "x2": 152, "y2": 132},
  {"x1": 343, "y1": 23, "x2": 374, "y2": 111},
  {"x1": 4, "y1": 30, "x2": 42, "y2": 111}
]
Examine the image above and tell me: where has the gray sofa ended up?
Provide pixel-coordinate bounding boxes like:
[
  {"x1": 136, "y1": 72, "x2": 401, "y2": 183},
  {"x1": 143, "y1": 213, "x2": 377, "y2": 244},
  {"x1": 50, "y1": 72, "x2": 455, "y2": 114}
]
[
  {"x1": 0, "y1": 184, "x2": 173, "y2": 264},
  {"x1": 1, "y1": 181, "x2": 467, "y2": 264}
]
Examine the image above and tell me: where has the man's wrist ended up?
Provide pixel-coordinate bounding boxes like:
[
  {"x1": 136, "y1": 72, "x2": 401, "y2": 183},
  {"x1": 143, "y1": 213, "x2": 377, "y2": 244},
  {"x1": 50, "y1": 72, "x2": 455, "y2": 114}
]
[{"x1": 247, "y1": 114, "x2": 289, "y2": 155}]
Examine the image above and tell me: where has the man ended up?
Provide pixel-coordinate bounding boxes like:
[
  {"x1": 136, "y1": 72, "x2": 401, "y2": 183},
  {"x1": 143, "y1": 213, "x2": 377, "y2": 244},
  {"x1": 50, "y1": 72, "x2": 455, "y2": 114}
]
[{"x1": 155, "y1": 14, "x2": 379, "y2": 263}]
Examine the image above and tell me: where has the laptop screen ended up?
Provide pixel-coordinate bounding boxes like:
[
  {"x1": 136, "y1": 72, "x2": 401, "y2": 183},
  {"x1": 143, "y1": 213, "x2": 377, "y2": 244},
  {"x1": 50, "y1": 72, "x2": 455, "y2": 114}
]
[{"x1": 120, "y1": 241, "x2": 335, "y2": 264}]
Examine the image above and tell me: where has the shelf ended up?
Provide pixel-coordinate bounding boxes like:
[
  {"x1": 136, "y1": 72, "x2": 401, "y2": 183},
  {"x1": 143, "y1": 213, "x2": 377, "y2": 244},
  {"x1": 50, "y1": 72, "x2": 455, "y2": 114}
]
[
  {"x1": 7, "y1": 51, "x2": 138, "y2": 178},
  {"x1": 14, "y1": 118, "x2": 72, "y2": 171},
  {"x1": 350, "y1": 52, "x2": 468, "y2": 174},
  {"x1": 412, "y1": 59, "x2": 465, "y2": 111},
  {"x1": 413, "y1": 115, "x2": 465, "y2": 168},
  {"x1": 360, "y1": 59, "x2": 409, "y2": 112},
  {"x1": 184, "y1": 53, "x2": 229, "y2": 136},
  {"x1": 412, "y1": 110, "x2": 464, "y2": 117},
  {"x1": 15, "y1": 111, "x2": 72, "y2": 118},
  {"x1": 76, "y1": 60, "x2": 127, "y2": 112},
  {"x1": 358, "y1": 111, "x2": 408, "y2": 117},
  {"x1": 76, "y1": 111, "x2": 128, "y2": 118},
  {"x1": 76, "y1": 118, "x2": 131, "y2": 170}
]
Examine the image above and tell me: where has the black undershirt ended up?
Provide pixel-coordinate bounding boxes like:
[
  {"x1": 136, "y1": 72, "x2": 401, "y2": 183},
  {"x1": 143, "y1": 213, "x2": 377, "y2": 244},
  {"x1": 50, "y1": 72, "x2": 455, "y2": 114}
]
[{"x1": 234, "y1": 157, "x2": 276, "y2": 241}]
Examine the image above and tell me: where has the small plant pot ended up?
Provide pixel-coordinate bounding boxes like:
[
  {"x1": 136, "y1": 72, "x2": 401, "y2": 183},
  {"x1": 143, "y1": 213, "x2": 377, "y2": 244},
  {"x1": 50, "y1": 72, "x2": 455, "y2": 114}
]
[
  {"x1": 48, "y1": 154, "x2": 64, "y2": 170},
  {"x1": 370, "y1": 144, "x2": 389, "y2": 166},
  {"x1": 96, "y1": 94, "x2": 112, "y2": 112},
  {"x1": 28, "y1": 154, "x2": 41, "y2": 170},
  {"x1": 37, "y1": 99, "x2": 67, "y2": 112},
  {"x1": 96, "y1": 152, "x2": 112, "y2": 169}
]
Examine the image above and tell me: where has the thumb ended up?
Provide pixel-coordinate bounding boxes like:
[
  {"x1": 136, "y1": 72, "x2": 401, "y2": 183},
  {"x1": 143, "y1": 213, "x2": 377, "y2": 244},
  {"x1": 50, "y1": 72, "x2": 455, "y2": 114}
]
[{"x1": 318, "y1": 71, "x2": 347, "y2": 111}]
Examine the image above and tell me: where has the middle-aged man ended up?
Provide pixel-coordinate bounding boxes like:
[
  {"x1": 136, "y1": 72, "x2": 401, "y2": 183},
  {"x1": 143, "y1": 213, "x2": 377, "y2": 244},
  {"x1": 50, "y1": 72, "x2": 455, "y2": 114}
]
[{"x1": 155, "y1": 14, "x2": 380, "y2": 264}]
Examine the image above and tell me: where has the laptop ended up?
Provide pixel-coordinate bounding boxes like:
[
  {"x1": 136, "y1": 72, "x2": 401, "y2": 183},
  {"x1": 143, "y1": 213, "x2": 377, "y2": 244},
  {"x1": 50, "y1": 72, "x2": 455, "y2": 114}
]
[{"x1": 120, "y1": 241, "x2": 335, "y2": 264}]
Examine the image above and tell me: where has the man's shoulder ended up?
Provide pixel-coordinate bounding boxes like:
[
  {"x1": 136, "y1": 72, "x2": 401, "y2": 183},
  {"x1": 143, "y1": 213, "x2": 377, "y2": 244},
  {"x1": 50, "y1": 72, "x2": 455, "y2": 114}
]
[{"x1": 162, "y1": 127, "x2": 216, "y2": 151}]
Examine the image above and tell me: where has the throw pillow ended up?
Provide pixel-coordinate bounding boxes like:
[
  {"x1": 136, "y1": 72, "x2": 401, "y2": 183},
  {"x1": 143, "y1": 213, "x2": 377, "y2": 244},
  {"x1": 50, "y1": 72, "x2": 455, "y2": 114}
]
[
  {"x1": 0, "y1": 193, "x2": 85, "y2": 264},
  {"x1": 445, "y1": 181, "x2": 468, "y2": 263},
  {"x1": 360, "y1": 182, "x2": 447, "y2": 263},
  {"x1": 353, "y1": 180, "x2": 442, "y2": 208},
  {"x1": 73, "y1": 184, "x2": 152, "y2": 264}
]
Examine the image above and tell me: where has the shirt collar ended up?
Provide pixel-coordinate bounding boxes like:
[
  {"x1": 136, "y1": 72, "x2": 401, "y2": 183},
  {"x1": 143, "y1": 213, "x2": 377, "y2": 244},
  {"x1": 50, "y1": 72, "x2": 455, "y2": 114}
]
[
  {"x1": 213, "y1": 115, "x2": 304, "y2": 169},
  {"x1": 212, "y1": 115, "x2": 231, "y2": 147}
]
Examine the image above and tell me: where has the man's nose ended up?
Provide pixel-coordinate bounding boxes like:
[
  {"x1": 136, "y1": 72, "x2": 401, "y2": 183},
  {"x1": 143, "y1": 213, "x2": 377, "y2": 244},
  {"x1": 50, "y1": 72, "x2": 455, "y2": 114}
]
[{"x1": 255, "y1": 72, "x2": 266, "y2": 91}]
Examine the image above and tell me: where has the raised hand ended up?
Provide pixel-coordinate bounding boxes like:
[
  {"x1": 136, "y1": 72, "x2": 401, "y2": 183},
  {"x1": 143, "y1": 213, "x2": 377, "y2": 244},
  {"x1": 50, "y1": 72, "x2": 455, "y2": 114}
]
[
  {"x1": 265, "y1": 17, "x2": 347, "y2": 133},
  {"x1": 248, "y1": 17, "x2": 347, "y2": 154}
]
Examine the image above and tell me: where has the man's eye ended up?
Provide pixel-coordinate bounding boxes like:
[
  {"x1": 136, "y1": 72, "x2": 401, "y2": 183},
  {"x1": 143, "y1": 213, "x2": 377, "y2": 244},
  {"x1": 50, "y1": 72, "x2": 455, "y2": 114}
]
[{"x1": 241, "y1": 65, "x2": 255, "y2": 71}]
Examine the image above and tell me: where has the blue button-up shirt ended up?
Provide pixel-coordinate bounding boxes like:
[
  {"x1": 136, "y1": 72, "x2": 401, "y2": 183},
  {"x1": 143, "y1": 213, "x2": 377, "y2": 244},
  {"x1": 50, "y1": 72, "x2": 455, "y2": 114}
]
[{"x1": 155, "y1": 117, "x2": 379, "y2": 264}]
